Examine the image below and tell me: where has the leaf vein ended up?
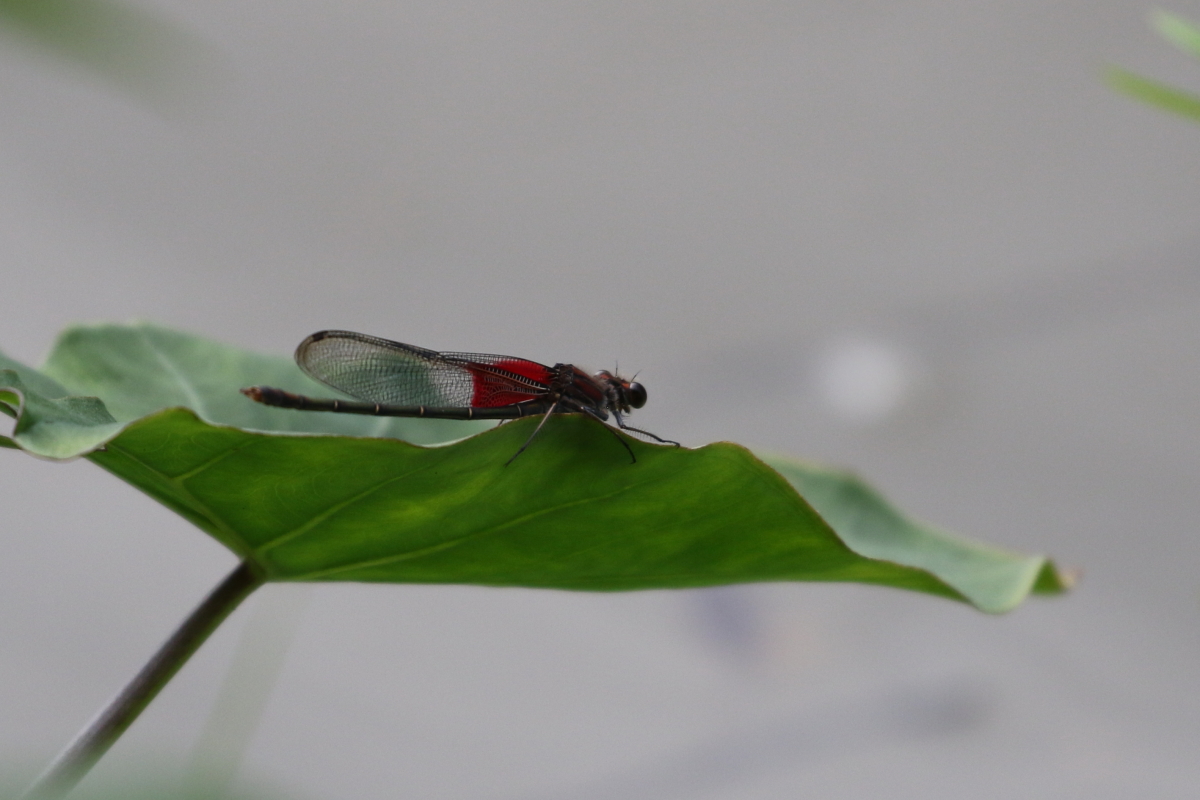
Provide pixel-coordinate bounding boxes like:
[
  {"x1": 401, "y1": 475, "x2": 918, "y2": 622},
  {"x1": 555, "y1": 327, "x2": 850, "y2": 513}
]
[
  {"x1": 104, "y1": 440, "x2": 252, "y2": 559},
  {"x1": 285, "y1": 477, "x2": 663, "y2": 581},
  {"x1": 139, "y1": 327, "x2": 208, "y2": 418},
  {"x1": 252, "y1": 464, "x2": 437, "y2": 555}
]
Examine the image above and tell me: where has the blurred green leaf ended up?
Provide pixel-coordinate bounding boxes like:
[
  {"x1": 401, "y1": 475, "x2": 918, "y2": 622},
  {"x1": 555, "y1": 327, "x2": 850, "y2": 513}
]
[
  {"x1": 1, "y1": 323, "x2": 1070, "y2": 612},
  {"x1": 0, "y1": 0, "x2": 210, "y2": 108},
  {"x1": 1106, "y1": 65, "x2": 1200, "y2": 122},
  {"x1": 1151, "y1": 9, "x2": 1200, "y2": 60},
  {"x1": 1108, "y1": 11, "x2": 1200, "y2": 124}
]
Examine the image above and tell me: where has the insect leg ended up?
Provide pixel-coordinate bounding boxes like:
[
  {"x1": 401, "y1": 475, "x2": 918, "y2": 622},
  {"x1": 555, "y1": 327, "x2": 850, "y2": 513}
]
[
  {"x1": 613, "y1": 414, "x2": 681, "y2": 447},
  {"x1": 505, "y1": 400, "x2": 561, "y2": 466},
  {"x1": 579, "y1": 407, "x2": 637, "y2": 464}
]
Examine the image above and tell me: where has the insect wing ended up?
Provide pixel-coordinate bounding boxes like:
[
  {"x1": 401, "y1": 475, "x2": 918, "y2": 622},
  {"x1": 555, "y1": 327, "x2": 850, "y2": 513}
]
[
  {"x1": 439, "y1": 352, "x2": 558, "y2": 407},
  {"x1": 295, "y1": 330, "x2": 553, "y2": 407}
]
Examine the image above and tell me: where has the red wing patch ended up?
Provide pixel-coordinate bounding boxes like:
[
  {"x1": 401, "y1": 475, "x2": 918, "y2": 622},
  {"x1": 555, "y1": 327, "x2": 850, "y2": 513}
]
[{"x1": 468, "y1": 359, "x2": 553, "y2": 407}]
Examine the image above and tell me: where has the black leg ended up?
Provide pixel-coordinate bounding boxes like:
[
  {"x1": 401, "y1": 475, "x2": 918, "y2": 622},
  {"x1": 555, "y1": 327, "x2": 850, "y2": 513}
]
[
  {"x1": 614, "y1": 416, "x2": 681, "y2": 447},
  {"x1": 580, "y1": 408, "x2": 637, "y2": 464},
  {"x1": 505, "y1": 400, "x2": 560, "y2": 466}
]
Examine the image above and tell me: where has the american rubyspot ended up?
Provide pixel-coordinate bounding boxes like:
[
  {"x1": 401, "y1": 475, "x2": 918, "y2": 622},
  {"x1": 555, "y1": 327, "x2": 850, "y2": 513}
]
[{"x1": 242, "y1": 330, "x2": 678, "y2": 463}]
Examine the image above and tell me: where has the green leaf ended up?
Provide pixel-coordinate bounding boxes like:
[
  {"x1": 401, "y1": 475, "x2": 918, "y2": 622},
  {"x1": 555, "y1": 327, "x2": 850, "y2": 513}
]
[
  {"x1": 1107, "y1": 12, "x2": 1200, "y2": 124},
  {"x1": 0, "y1": 348, "x2": 73, "y2": 399},
  {"x1": 2, "y1": 323, "x2": 1070, "y2": 611},
  {"x1": 0, "y1": 0, "x2": 207, "y2": 106},
  {"x1": 1151, "y1": 10, "x2": 1200, "y2": 60},
  {"x1": 765, "y1": 459, "x2": 1068, "y2": 611},
  {"x1": 0, "y1": 366, "x2": 122, "y2": 460},
  {"x1": 1106, "y1": 66, "x2": 1200, "y2": 122}
]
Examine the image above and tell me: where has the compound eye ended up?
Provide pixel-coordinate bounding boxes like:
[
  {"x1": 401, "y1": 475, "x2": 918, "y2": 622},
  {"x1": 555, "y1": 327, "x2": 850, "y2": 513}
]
[{"x1": 627, "y1": 382, "x2": 647, "y2": 409}]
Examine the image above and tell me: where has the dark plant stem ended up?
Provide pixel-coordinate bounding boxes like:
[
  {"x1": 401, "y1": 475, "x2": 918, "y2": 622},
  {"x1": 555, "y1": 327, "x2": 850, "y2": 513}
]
[{"x1": 23, "y1": 561, "x2": 264, "y2": 800}]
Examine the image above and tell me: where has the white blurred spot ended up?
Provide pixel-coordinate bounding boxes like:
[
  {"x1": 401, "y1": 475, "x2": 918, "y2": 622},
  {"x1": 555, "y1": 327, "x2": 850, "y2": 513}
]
[{"x1": 814, "y1": 337, "x2": 917, "y2": 425}]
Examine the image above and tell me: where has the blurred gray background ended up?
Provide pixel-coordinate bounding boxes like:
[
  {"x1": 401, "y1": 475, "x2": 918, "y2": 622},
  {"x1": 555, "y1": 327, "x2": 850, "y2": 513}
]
[{"x1": 3, "y1": 1, "x2": 1200, "y2": 797}]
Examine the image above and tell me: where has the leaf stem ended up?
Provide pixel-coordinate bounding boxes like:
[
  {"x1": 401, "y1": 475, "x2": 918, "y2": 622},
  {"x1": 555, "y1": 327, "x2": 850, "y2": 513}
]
[{"x1": 23, "y1": 561, "x2": 264, "y2": 800}]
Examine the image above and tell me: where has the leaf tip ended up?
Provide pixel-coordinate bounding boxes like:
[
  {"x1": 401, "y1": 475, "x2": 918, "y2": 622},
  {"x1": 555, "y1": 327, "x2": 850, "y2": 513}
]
[{"x1": 1033, "y1": 560, "x2": 1078, "y2": 595}]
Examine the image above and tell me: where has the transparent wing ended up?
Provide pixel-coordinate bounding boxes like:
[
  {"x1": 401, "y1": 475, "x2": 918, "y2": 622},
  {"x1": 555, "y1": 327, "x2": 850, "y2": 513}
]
[{"x1": 295, "y1": 330, "x2": 553, "y2": 407}]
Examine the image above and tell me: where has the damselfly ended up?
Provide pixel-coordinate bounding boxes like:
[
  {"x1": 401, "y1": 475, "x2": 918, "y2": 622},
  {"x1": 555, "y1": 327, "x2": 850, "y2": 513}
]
[{"x1": 242, "y1": 330, "x2": 677, "y2": 463}]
